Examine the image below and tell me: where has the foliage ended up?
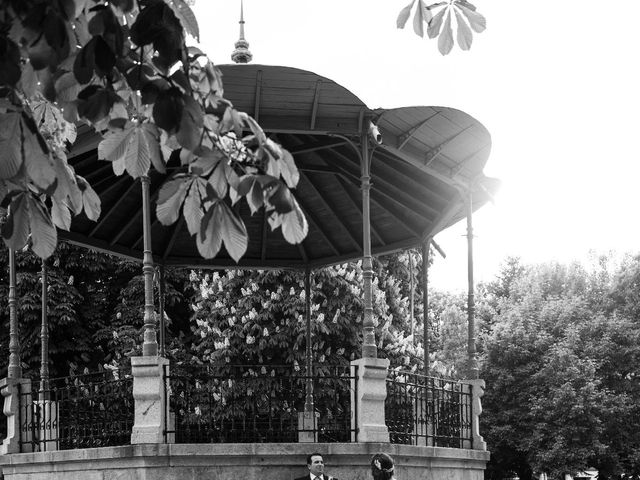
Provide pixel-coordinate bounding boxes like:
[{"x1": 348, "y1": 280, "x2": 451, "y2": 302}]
[
  {"x1": 0, "y1": 0, "x2": 306, "y2": 261},
  {"x1": 479, "y1": 257, "x2": 640, "y2": 480},
  {"x1": 0, "y1": 241, "x2": 192, "y2": 377},
  {"x1": 396, "y1": 0, "x2": 486, "y2": 55}
]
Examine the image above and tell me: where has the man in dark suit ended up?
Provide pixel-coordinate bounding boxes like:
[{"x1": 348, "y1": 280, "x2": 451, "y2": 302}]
[{"x1": 294, "y1": 452, "x2": 338, "y2": 480}]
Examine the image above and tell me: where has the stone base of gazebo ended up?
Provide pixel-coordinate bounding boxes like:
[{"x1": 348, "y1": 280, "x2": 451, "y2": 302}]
[{"x1": 0, "y1": 443, "x2": 489, "y2": 480}]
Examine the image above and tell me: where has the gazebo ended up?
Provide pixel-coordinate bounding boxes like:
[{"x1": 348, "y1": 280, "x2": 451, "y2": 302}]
[{"x1": 1, "y1": 62, "x2": 497, "y2": 480}]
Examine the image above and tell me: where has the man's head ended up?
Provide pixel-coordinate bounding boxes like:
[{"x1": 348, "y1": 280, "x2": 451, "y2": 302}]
[{"x1": 307, "y1": 453, "x2": 324, "y2": 477}]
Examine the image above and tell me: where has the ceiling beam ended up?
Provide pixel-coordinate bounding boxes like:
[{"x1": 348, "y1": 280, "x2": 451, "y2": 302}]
[
  {"x1": 377, "y1": 144, "x2": 466, "y2": 188},
  {"x1": 293, "y1": 192, "x2": 341, "y2": 258},
  {"x1": 82, "y1": 163, "x2": 115, "y2": 182},
  {"x1": 424, "y1": 126, "x2": 473, "y2": 167},
  {"x1": 310, "y1": 79, "x2": 322, "y2": 130},
  {"x1": 370, "y1": 155, "x2": 450, "y2": 207},
  {"x1": 289, "y1": 139, "x2": 348, "y2": 156},
  {"x1": 335, "y1": 176, "x2": 385, "y2": 247},
  {"x1": 397, "y1": 111, "x2": 441, "y2": 150},
  {"x1": 162, "y1": 216, "x2": 185, "y2": 260},
  {"x1": 93, "y1": 174, "x2": 131, "y2": 197},
  {"x1": 89, "y1": 179, "x2": 140, "y2": 237},
  {"x1": 300, "y1": 171, "x2": 361, "y2": 252},
  {"x1": 253, "y1": 69, "x2": 263, "y2": 122},
  {"x1": 109, "y1": 179, "x2": 161, "y2": 246},
  {"x1": 260, "y1": 209, "x2": 269, "y2": 262},
  {"x1": 423, "y1": 192, "x2": 464, "y2": 241},
  {"x1": 323, "y1": 152, "x2": 438, "y2": 222}
]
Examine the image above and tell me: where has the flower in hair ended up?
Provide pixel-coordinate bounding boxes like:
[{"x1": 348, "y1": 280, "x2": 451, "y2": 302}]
[{"x1": 373, "y1": 458, "x2": 393, "y2": 473}]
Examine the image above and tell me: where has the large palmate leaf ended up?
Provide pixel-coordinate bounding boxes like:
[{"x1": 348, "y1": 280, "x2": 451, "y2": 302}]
[
  {"x1": 156, "y1": 175, "x2": 191, "y2": 225},
  {"x1": 438, "y1": 10, "x2": 454, "y2": 56},
  {"x1": 77, "y1": 176, "x2": 101, "y2": 221},
  {"x1": 51, "y1": 198, "x2": 72, "y2": 230},
  {"x1": 2, "y1": 194, "x2": 30, "y2": 250},
  {"x1": 28, "y1": 195, "x2": 57, "y2": 258},
  {"x1": 413, "y1": 0, "x2": 433, "y2": 38},
  {"x1": 23, "y1": 128, "x2": 56, "y2": 190},
  {"x1": 99, "y1": 123, "x2": 158, "y2": 178},
  {"x1": 124, "y1": 125, "x2": 151, "y2": 178},
  {"x1": 0, "y1": 113, "x2": 23, "y2": 180},
  {"x1": 169, "y1": 0, "x2": 200, "y2": 41},
  {"x1": 397, "y1": 0, "x2": 485, "y2": 55},
  {"x1": 183, "y1": 177, "x2": 208, "y2": 235},
  {"x1": 196, "y1": 200, "x2": 223, "y2": 259},
  {"x1": 454, "y1": 8, "x2": 473, "y2": 51},
  {"x1": 98, "y1": 123, "x2": 134, "y2": 164},
  {"x1": 280, "y1": 201, "x2": 308, "y2": 245},
  {"x1": 219, "y1": 202, "x2": 248, "y2": 262},
  {"x1": 397, "y1": 0, "x2": 416, "y2": 28},
  {"x1": 457, "y1": 1, "x2": 486, "y2": 33},
  {"x1": 52, "y1": 154, "x2": 83, "y2": 214}
]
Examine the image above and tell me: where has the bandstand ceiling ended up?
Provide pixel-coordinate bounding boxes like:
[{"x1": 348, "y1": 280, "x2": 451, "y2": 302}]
[{"x1": 61, "y1": 64, "x2": 499, "y2": 269}]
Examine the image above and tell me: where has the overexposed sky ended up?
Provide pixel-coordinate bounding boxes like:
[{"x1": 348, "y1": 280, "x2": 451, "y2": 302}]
[{"x1": 192, "y1": 1, "x2": 640, "y2": 290}]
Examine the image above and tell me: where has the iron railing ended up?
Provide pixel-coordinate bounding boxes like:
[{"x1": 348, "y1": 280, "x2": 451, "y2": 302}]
[
  {"x1": 386, "y1": 370, "x2": 472, "y2": 448},
  {"x1": 165, "y1": 364, "x2": 357, "y2": 443},
  {"x1": 17, "y1": 368, "x2": 133, "y2": 452}
]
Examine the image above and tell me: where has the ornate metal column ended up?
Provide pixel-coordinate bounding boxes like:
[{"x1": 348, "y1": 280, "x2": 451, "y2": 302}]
[
  {"x1": 304, "y1": 268, "x2": 313, "y2": 413},
  {"x1": 409, "y1": 250, "x2": 414, "y2": 339},
  {"x1": 422, "y1": 241, "x2": 430, "y2": 376},
  {"x1": 8, "y1": 248, "x2": 21, "y2": 379},
  {"x1": 466, "y1": 190, "x2": 478, "y2": 379},
  {"x1": 348, "y1": 123, "x2": 389, "y2": 443},
  {"x1": 40, "y1": 260, "x2": 49, "y2": 394},
  {"x1": 141, "y1": 176, "x2": 158, "y2": 356},
  {"x1": 157, "y1": 266, "x2": 166, "y2": 357},
  {"x1": 360, "y1": 129, "x2": 376, "y2": 359}
]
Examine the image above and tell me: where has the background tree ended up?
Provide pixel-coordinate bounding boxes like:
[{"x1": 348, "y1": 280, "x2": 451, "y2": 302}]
[{"x1": 480, "y1": 257, "x2": 640, "y2": 480}]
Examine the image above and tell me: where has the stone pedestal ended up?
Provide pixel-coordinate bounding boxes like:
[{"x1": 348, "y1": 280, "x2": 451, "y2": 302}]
[
  {"x1": 468, "y1": 379, "x2": 487, "y2": 450},
  {"x1": 131, "y1": 356, "x2": 169, "y2": 444},
  {"x1": 1, "y1": 378, "x2": 32, "y2": 454},
  {"x1": 35, "y1": 399, "x2": 59, "y2": 451},
  {"x1": 350, "y1": 357, "x2": 390, "y2": 443},
  {"x1": 297, "y1": 410, "x2": 318, "y2": 443}
]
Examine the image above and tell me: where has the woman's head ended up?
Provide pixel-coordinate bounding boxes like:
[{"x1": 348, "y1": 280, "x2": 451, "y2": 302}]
[{"x1": 371, "y1": 453, "x2": 395, "y2": 480}]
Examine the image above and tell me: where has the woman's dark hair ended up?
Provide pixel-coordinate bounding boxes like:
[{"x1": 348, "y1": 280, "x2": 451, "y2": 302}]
[{"x1": 371, "y1": 453, "x2": 394, "y2": 479}]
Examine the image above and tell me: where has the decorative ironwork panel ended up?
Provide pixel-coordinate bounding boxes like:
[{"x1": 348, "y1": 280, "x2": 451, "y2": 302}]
[
  {"x1": 385, "y1": 370, "x2": 472, "y2": 448},
  {"x1": 18, "y1": 368, "x2": 133, "y2": 452},
  {"x1": 165, "y1": 364, "x2": 356, "y2": 443}
]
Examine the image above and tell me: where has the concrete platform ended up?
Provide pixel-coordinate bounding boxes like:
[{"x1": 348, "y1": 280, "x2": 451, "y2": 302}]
[{"x1": 0, "y1": 443, "x2": 489, "y2": 480}]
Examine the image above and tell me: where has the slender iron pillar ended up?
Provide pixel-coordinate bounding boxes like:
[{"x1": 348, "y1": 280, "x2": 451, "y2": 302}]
[
  {"x1": 158, "y1": 266, "x2": 166, "y2": 357},
  {"x1": 422, "y1": 241, "x2": 430, "y2": 376},
  {"x1": 8, "y1": 248, "x2": 21, "y2": 379},
  {"x1": 466, "y1": 191, "x2": 479, "y2": 379},
  {"x1": 141, "y1": 176, "x2": 158, "y2": 356},
  {"x1": 409, "y1": 250, "x2": 414, "y2": 339},
  {"x1": 360, "y1": 132, "x2": 377, "y2": 358},
  {"x1": 40, "y1": 260, "x2": 50, "y2": 394},
  {"x1": 304, "y1": 268, "x2": 314, "y2": 412}
]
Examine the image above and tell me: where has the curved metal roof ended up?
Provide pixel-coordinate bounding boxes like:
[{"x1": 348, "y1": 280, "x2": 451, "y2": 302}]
[{"x1": 61, "y1": 64, "x2": 498, "y2": 268}]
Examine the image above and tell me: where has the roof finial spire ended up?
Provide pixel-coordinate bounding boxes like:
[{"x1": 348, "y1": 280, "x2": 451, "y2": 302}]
[{"x1": 231, "y1": 0, "x2": 253, "y2": 64}]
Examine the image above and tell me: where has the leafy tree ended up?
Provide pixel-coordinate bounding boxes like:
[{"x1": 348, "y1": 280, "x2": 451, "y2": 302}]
[
  {"x1": 0, "y1": 0, "x2": 306, "y2": 260},
  {"x1": 0, "y1": 241, "x2": 192, "y2": 377},
  {"x1": 479, "y1": 258, "x2": 640, "y2": 480}
]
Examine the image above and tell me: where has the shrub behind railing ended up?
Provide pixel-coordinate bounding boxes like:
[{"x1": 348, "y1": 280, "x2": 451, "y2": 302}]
[
  {"x1": 165, "y1": 364, "x2": 356, "y2": 444},
  {"x1": 18, "y1": 367, "x2": 133, "y2": 452},
  {"x1": 386, "y1": 370, "x2": 472, "y2": 448}
]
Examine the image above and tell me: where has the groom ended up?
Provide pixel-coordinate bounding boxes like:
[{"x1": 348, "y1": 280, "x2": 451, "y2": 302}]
[{"x1": 294, "y1": 453, "x2": 338, "y2": 480}]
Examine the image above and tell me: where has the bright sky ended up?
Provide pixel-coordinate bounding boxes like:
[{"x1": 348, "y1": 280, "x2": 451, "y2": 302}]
[{"x1": 192, "y1": 1, "x2": 640, "y2": 290}]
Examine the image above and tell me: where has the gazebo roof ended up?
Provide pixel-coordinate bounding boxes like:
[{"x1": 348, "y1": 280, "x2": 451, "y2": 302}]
[{"x1": 61, "y1": 64, "x2": 498, "y2": 269}]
